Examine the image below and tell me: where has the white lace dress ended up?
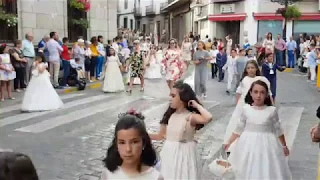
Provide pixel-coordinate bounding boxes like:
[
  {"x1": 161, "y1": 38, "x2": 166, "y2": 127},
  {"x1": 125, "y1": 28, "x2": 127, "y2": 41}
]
[
  {"x1": 102, "y1": 56, "x2": 125, "y2": 92},
  {"x1": 229, "y1": 104, "x2": 292, "y2": 179},
  {"x1": 101, "y1": 167, "x2": 162, "y2": 180},
  {"x1": 223, "y1": 76, "x2": 272, "y2": 151},
  {"x1": 21, "y1": 62, "x2": 63, "y2": 112}
]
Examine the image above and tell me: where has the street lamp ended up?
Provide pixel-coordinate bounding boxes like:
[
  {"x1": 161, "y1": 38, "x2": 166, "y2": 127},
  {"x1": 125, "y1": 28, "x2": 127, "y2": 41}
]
[{"x1": 271, "y1": 0, "x2": 301, "y2": 41}]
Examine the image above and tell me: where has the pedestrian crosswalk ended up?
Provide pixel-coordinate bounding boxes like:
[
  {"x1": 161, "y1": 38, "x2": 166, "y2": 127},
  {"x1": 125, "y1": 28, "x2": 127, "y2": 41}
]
[{"x1": 0, "y1": 91, "x2": 304, "y2": 153}]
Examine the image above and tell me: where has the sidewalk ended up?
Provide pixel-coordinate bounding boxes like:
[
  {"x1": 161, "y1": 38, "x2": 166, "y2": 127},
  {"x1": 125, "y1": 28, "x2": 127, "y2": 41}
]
[{"x1": 56, "y1": 80, "x2": 102, "y2": 94}]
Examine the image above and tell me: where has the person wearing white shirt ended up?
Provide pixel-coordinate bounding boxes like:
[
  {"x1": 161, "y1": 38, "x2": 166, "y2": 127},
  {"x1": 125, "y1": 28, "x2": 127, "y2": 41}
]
[
  {"x1": 112, "y1": 37, "x2": 120, "y2": 54},
  {"x1": 96, "y1": 35, "x2": 105, "y2": 78},
  {"x1": 209, "y1": 45, "x2": 219, "y2": 79},
  {"x1": 46, "y1": 32, "x2": 63, "y2": 88}
]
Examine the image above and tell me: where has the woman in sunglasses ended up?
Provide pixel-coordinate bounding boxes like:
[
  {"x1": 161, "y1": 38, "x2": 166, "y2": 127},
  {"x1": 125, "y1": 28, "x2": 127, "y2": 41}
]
[{"x1": 161, "y1": 38, "x2": 185, "y2": 91}]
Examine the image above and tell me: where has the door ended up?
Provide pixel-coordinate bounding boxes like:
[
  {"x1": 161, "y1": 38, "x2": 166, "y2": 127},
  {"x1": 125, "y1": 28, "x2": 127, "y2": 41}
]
[
  {"x1": 226, "y1": 21, "x2": 240, "y2": 46},
  {"x1": 157, "y1": 21, "x2": 160, "y2": 41},
  {"x1": 123, "y1": 17, "x2": 128, "y2": 28},
  {"x1": 130, "y1": 19, "x2": 133, "y2": 30},
  {"x1": 143, "y1": 24, "x2": 146, "y2": 34}
]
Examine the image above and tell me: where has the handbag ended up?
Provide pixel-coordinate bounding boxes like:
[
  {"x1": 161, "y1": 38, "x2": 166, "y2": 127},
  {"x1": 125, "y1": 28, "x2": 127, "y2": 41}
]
[{"x1": 208, "y1": 146, "x2": 233, "y2": 178}]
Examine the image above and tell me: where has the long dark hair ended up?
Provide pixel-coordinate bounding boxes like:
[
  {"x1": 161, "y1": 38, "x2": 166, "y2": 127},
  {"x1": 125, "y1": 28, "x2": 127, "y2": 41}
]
[
  {"x1": 245, "y1": 80, "x2": 272, "y2": 106},
  {"x1": 241, "y1": 60, "x2": 261, "y2": 81},
  {"x1": 0, "y1": 152, "x2": 39, "y2": 180},
  {"x1": 160, "y1": 81, "x2": 204, "y2": 130},
  {"x1": 102, "y1": 112, "x2": 157, "y2": 172}
]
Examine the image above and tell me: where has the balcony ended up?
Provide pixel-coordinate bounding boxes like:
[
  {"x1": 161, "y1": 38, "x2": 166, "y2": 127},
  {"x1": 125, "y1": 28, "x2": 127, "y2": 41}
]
[
  {"x1": 160, "y1": 2, "x2": 168, "y2": 13},
  {"x1": 134, "y1": 7, "x2": 142, "y2": 17},
  {"x1": 146, "y1": 5, "x2": 155, "y2": 16}
]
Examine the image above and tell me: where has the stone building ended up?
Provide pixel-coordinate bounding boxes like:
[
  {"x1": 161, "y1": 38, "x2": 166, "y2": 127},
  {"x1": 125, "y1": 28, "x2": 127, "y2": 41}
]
[
  {"x1": 0, "y1": 0, "x2": 118, "y2": 43},
  {"x1": 118, "y1": 0, "x2": 135, "y2": 30},
  {"x1": 190, "y1": 0, "x2": 320, "y2": 45}
]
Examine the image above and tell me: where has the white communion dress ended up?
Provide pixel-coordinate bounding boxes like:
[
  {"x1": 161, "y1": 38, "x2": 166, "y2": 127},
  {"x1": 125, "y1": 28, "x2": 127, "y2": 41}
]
[
  {"x1": 102, "y1": 55, "x2": 125, "y2": 93},
  {"x1": 223, "y1": 76, "x2": 272, "y2": 150},
  {"x1": 229, "y1": 104, "x2": 292, "y2": 179},
  {"x1": 144, "y1": 54, "x2": 162, "y2": 79},
  {"x1": 160, "y1": 111, "x2": 200, "y2": 179},
  {"x1": 101, "y1": 167, "x2": 162, "y2": 180},
  {"x1": 21, "y1": 62, "x2": 63, "y2": 112}
]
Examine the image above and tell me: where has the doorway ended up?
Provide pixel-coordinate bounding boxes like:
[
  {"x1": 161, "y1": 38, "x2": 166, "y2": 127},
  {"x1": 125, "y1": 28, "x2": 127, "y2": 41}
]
[{"x1": 225, "y1": 21, "x2": 240, "y2": 46}]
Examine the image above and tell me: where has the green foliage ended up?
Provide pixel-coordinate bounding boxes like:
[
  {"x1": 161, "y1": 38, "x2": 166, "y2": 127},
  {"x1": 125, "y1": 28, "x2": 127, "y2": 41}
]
[
  {"x1": 71, "y1": 18, "x2": 89, "y2": 28},
  {"x1": 285, "y1": 5, "x2": 301, "y2": 19},
  {"x1": 0, "y1": 11, "x2": 18, "y2": 27},
  {"x1": 70, "y1": 0, "x2": 85, "y2": 10}
]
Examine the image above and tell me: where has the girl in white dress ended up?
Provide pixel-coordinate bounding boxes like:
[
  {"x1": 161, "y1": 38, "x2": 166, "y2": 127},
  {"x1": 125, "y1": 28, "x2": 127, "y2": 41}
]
[
  {"x1": 101, "y1": 110, "x2": 162, "y2": 180},
  {"x1": 21, "y1": 55, "x2": 63, "y2": 112},
  {"x1": 225, "y1": 80, "x2": 291, "y2": 179},
  {"x1": 144, "y1": 45, "x2": 162, "y2": 79},
  {"x1": 102, "y1": 47, "x2": 125, "y2": 93},
  {"x1": 181, "y1": 36, "x2": 193, "y2": 68},
  {"x1": 150, "y1": 82, "x2": 212, "y2": 179},
  {"x1": 0, "y1": 44, "x2": 16, "y2": 101},
  {"x1": 223, "y1": 49, "x2": 237, "y2": 95},
  {"x1": 223, "y1": 60, "x2": 274, "y2": 152}
]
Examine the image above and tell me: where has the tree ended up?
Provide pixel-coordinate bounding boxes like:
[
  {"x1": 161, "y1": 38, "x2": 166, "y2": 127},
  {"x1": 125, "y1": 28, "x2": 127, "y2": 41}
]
[{"x1": 271, "y1": 0, "x2": 301, "y2": 41}]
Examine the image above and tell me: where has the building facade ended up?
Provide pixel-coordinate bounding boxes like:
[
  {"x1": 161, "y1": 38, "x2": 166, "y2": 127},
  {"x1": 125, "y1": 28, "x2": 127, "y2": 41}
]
[
  {"x1": 190, "y1": 0, "x2": 320, "y2": 45},
  {"x1": 0, "y1": 0, "x2": 117, "y2": 43},
  {"x1": 118, "y1": 0, "x2": 136, "y2": 30},
  {"x1": 134, "y1": 0, "x2": 167, "y2": 35}
]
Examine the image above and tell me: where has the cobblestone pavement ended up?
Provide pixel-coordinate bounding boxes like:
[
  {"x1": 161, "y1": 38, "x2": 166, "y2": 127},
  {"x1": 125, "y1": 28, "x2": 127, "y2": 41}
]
[{"x1": 0, "y1": 67, "x2": 319, "y2": 180}]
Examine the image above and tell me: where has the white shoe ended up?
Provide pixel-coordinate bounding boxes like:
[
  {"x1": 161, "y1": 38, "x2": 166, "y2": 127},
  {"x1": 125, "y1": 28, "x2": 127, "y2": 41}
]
[{"x1": 15, "y1": 89, "x2": 21, "y2": 93}]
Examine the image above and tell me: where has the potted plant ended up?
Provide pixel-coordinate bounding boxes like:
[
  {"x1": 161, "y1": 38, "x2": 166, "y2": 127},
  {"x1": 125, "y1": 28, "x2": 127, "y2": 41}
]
[
  {"x1": 71, "y1": 18, "x2": 89, "y2": 28},
  {"x1": 0, "y1": 11, "x2": 18, "y2": 27},
  {"x1": 70, "y1": 0, "x2": 91, "y2": 12}
]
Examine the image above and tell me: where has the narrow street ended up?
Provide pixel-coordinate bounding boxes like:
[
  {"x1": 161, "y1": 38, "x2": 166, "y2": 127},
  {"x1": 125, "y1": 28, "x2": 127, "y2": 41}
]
[{"x1": 0, "y1": 68, "x2": 319, "y2": 180}]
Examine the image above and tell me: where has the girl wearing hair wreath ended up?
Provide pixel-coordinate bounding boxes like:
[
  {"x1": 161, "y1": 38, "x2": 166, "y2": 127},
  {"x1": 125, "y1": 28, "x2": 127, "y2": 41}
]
[{"x1": 101, "y1": 109, "x2": 162, "y2": 180}]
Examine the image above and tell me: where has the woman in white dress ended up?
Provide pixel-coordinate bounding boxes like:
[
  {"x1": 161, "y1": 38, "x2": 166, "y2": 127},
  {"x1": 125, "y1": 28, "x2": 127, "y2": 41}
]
[
  {"x1": 181, "y1": 36, "x2": 192, "y2": 68},
  {"x1": 144, "y1": 45, "x2": 162, "y2": 79},
  {"x1": 225, "y1": 35, "x2": 233, "y2": 55},
  {"x1": 150, "y1": 82, "x2": 212, "y2": 179},
  {"x1": 102, "y1": 47, "x2": 125, "y2": 93},
  {"x1": 223, "y1": 60, "x2": 274, "y2": 152},
  {"x1": 101, "y1": 110, "x2": 162, "y2": 180},
  {"x1": 21, "y1": 55, "x2": 63, "y2": 112},
  {"x1": 263, "y1": 32, "x2": 275, "y2": 54},
  {"x1": 225, "y1": 80, "x2": 291, "y2": 179}
]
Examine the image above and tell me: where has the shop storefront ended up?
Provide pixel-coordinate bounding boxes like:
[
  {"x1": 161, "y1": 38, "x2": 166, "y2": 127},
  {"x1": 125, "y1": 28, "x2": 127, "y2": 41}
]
[
  {"x1": 293, "y1": 20, "x2": 320, "y2": 39},
  {"x1": 257, "y1": 20, "x2": 283, "y2": 41}
]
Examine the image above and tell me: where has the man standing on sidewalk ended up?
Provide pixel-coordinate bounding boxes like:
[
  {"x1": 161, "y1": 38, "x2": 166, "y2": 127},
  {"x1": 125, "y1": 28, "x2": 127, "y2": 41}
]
[
  {"x1": 47, "y1": 32, "x2": 63, "y2": 88},
  {"x1": 22, "y1": 32, "x2": 35, "y2": 85},
  {"x1": 286, "y1": 36, "x2": 297, "y2": 68},
  {"x1": 275, "y1": 34, "x2": 286, "y2": 66}
]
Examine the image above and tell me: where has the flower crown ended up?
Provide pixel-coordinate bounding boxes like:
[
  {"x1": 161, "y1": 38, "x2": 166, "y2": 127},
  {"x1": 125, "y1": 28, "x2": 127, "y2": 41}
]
[{"x1": 118, "y1": 108, "x2": 145, "y2": 120}]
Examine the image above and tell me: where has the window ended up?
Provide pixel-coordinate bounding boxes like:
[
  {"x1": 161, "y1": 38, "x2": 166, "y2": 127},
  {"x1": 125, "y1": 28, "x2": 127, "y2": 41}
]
[
  {"x1": 0, "y1": 0, "x2": 18, "y2": 43},
  {"x1": 67, "y1": 0, "x2": 87, "y2": 41},
  {"x1": 123, "y1": 17, "x2": 128, "y2": 28},
  {"x1": 124, "y1": 0, "x2": 128, "y2": 9},
  {"x1": 257, "y1": 20, "x2": 282, "y2": 41},
  {"x1": 143, "y1": 24, "x2": 146, "y2": 33},
  {"x1": 130, "y1": 19, "x2": 133, "y2": 30},
  {"x1": 293, "y1": 20, "x2": 320, "y2": 39},
  {"x1": 137, "y1": 21, "x2": 141, "y2": 30}
]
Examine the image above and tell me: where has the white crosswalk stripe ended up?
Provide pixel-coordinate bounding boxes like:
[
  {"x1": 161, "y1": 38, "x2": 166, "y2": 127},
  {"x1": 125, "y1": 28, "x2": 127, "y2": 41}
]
[
  {"x1": 15, "y1": 96, "x2": 140, "y2": 133},
  {"x1": 0, "y1": 93, "x2": 84, "y2": 114},
  {"x1": 0, "y1": 94, "x2": 115, "y2": 127}
]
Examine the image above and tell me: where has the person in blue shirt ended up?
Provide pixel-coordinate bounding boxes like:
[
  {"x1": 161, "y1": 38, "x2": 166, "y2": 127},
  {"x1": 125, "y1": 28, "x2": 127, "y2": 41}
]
[
  {"x1": 216, "y1": 47, "x2": 227, "y2": 82},
  {"x1": 37, "y1": 35, "x2": 50, "y2": 61},
  {"x1": 262, "y1": 52, "x2": 286, "y2": 101},
  {"x1": 286, "y1": 36, "x2": 297, "y2": 68}
]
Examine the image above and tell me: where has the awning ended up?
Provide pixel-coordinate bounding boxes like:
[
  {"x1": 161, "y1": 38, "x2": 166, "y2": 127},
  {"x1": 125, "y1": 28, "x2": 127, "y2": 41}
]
[
  {"x1": 208, "y1": 13, "x2": 247, "y2": 21},
  {"x1": 253, "y1": 13, "x2": 320, "y2": 21}
]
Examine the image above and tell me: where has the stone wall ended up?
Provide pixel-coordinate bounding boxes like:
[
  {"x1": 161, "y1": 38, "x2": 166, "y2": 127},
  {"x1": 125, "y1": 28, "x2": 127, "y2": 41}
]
[
  {"x1": 88, "y1": 0, "x2": 117, "y2": 41},
  {"x1": 17, "y1": 0, "x2": 117, "y2": 43},
  {"x1": 18, "y1": 0, "x2": 67, "y2": 43}
]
